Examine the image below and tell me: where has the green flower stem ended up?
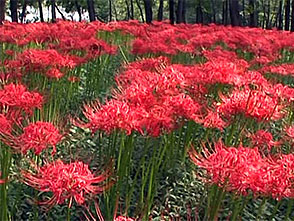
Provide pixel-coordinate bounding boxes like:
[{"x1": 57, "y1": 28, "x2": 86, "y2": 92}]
[
  {"x1": 67, "y1": 202, "x2": 71, "y2": 221},
  {"x1": 285, "y1": 199, "x2": 293, "y2": 221},
  {"x1": 256, "y1": 197, "x2": 267, "y2": 221},
  {"x1": 269, "y1": 200, "x2": 282, "y2": 220},
  {"x1": 0, "y1": 144, "x2": 12, "y2": 221},
  {"x1": 230, "y1": 195, "x2": 250, "y2": 221}
]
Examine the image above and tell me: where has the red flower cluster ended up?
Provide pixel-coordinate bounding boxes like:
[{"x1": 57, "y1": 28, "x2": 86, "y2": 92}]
[
  {"x1": 0, "y1": 83, "x2": 43, "y2": 112},
  {"x1": 77, "y1": 47, "x2": 291, "y2": 134},
  {"x1": 0, "y1": 121, "x2": 62, "y2": 155},
  {"x1": 190, "y1": 142, "x2": 294, "y2": 200},
  {"x1": 6, "y1": 49, "x2": 78, "y2": 79},
  {"x1": 22, "y1": 159, "x2": 112, "y2": 207},
  {"x1": 124, "y1": 22, "x2": 293, "y2": 65},
  {"x1": 17, "y1": 121, "x2": 63, "y2": 155},
  {"x1": 0, "y1": 83, "x2": 43, "y2": 124},
  {"x1": 249, "y1": 130, "x2": 281, "y2": 153},
  {"x1": 77, "y1": 57, "x2": 206, "y2": 136},
  {"x1": 260, "y1": 64, "x2": 294, "y2": 76},
  {"x1": 114, "y1": 216, "x2": 134, "y2": 221},
  {"x1": 217, "y1": 87, "x2": 284, "y2": 122},
  {"x1": 0, "y1": 114, "x2": 12, "y2": 134}
]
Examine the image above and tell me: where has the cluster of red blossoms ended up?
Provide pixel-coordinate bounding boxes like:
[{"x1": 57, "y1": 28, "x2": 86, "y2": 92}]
[
  {"x1": 0, "y1": 83, "x2": 63, "y2": 156},
  {"x1": 0, "y1": 83, "x2": 43, "y2": 134},
  {"x1": 17, "y1": 122, "x2": 62, "y2": 155},
  {"x1": 77, "y1": 45, "x2": 294, "y2": 136},
  {"x1": 114, "y1": 216, "x2": 134, "y2": 221},
  {"x1": 2, "y1": 20, "x2": 294, "y2": 82},
  {"x1": 1, "y1": 21, "x2": 117, "y2": 81},
  {"x1": 22, "y1": 159, "x2": 113, "y2": 207},
  {"x1": 190, "y1": 142, "x2": 294, "y2": 200}
]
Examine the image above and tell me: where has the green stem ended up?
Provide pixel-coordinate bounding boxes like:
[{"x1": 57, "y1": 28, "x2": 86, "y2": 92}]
[
  {"x1": 0, "y1": 144, "x2": 12, "y2": 221},
  {"x1": 67, "y1": 201, "x2": 71, "y2": 221},
  {"x1": 285, "y1": 199, "x2": 293, "y2": 221},
  {"x1": 256, "y1": 198, "x2": 267, "y2": 221}
]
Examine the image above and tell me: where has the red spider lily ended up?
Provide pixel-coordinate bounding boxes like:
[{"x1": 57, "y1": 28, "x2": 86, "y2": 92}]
[
  {"x1": 285, "y1": 125, "x2": 294, "y2": 139},
  {"x1": 5, "y1": 49, "x2": 78, "y2": 79},
  {"x1": 202, "y1": 111, "x2": 228, "y2": 130},
  {"x1": 249, "y1": 130, "x2": 281, "y2": 153},
  {"x1": 0, "y1": 114, "x2": 12, "y2": 134},
  {"x1": 217, "y1": 87, "x2": 284, "y2": 122},
  {"x1": 21, "y1": 159, "x2": 113, "y2": 208},
  {"x1": 0, "y1": 121, "x2": 63, "y2": 155},
  {"x1": 114, "y1": 216, "x2": 134, "y2": 221},
  {"x1": 189, "y1": 142, "x2": 294, "y2": 200},
  {"x1": 0, "y1": 83, "x2": 43, "y2": 111},
  {"x1": 45, "y1": 68, "x2": 64, "y2": 79},
  {"x1": 4, "y1": 50, "x2": 15, "y2": 56},
  {"x1": 18, "y1": 121, "x2": 63, "y2": 155},
  {"x1": 260, "y1": 64, "x2": 294, "y2": 76},
  {"x1": 0, "y1": 172, "x2": 6, "y2": 184},
  {"x1": 0, "y1": 83, "x2": 43, "y2": 122}
]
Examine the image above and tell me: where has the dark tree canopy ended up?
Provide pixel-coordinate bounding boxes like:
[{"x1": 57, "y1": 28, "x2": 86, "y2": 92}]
[{"x1": 0, "y1": 0, "x2": 293, "y2": 32}]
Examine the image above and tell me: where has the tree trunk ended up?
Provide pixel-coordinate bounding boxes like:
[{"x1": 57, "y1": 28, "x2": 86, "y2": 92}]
[
  {"x1": 182, "y1": 0, "x2": 186, "y2": 23},
  {"x1": 242, "y1": 0, "x2": 245, "y2": 25},
  {"x1": 229, "y1": 0, "x2": 241, "y2": 26},
  {"x1": 75, "y1": 0, "x2": 82, "y2": 21},
  {"x1": 157, "y1": 0, "x2": 163, "y2": 21},
  {"x1": 196, "y1": 0, "x2": 203, "y2": 24},
  {"x1": 285, "y1": 0, "x2": 290, "y2": 30},
  {"x1": 176, "y1": 0, "x2": 183, "y2": 23},
  {"x1": 55, "y1": 4, "x2": 66, "y2": 20},
  {"x1": 291, "y1": 0, "x2": 294, "y2": 31},
  {"x1": 169, "y1": 0, "x2": 174, "y2": 24},
  {"x1": 278, "y1": 0, "x2": 283, "y2": 30},
  {"x1": 135, "y1": 0, "x2": 144, "y2": 22},
  {"x1": 87, "y1": 0, "x2": 96, "y2": 22},
  {"x1": 222, "y1": 0, "x2": 228, "y2": 25},
  {"x1": 266, "y1": 0, "x2": 271, "y2": 29},
  {"x1": 249, "y1": 0, "x2": 257, "y2": 27},
  {"x1": 108, "y1": 0, "x2": 112, "y2": 21},
  {"x1": 0, "y1": 0, "x2": 6, "y2": 24},
  {"x1": 38, "y1": 0, "x2": 44, "y2": 22},
  {"x1": 210, "y1": 0, "x2": 216, "y2": 23},
  {"x1": 130, "y1": 0, "x2": 134, "y2": 19},
  {"x1": 51, "y1": 0, "x2": 56, "y2": 22},
  {"x1": 125, "y1": 0, "x2": 130, "y2": 20},
  {"x1": 20, "y1": 0, "x2": 27, "y2": 23},
  {"x1": 143, "y1": 0, "x2": 152, "y2": 24},
  {"x1": 10, "y1": 0, "x2": 18, "y2": 22}
]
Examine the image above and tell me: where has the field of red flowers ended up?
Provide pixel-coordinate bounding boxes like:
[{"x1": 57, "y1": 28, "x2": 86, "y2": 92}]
[{"x1": 1, "y1": 20, "x2": 294, "y2": 220}]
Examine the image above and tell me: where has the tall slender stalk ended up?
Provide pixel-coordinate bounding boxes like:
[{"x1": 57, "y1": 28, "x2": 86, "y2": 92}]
[{"x1": 0, "y1": 144, "x2": 12, "y2": 221}]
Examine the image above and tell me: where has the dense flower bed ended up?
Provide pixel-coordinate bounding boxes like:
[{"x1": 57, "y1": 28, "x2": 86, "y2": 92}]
[{"x1": 1, "y1": 20, "x2": 294, "y2": 220}]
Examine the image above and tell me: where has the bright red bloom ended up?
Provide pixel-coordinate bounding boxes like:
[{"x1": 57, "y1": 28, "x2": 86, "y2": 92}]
[
  {"x1": 114, "y1": 216, "x2": 135, "y2": 221},
  {"x1": 202, "y1": 111, "x2": 228, "y2": 130},
  {"x1": 45, "y1": 68, "x2": 64, "y2": 79},
  {"x1": 17, "y1": 122, "x2": 63, "y2": 155},
  {"x1": 0, "y1": 83, "x2": 43, "y2": 121},
  {"x1": 285, "y1": 125, "x2": 294, "y2": 139},
  {"x1": 22, "y1": 159, "x2": 113, "y2": 207},
  {"x1": 190, "y1": 142, "x2": 294, "y2": 200},
  {"x1": 260, "y1": 64, "x2": 294, "y2": 76},
  {"x1": 0, "y1": 114, "x2": 12, "y2": 134},
  {"x1": 217, "y1": 87, "x2": 283, "y2": 122},
  {"x1": 250, "y1": 130, "x2": 281, "y2": 153}
]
